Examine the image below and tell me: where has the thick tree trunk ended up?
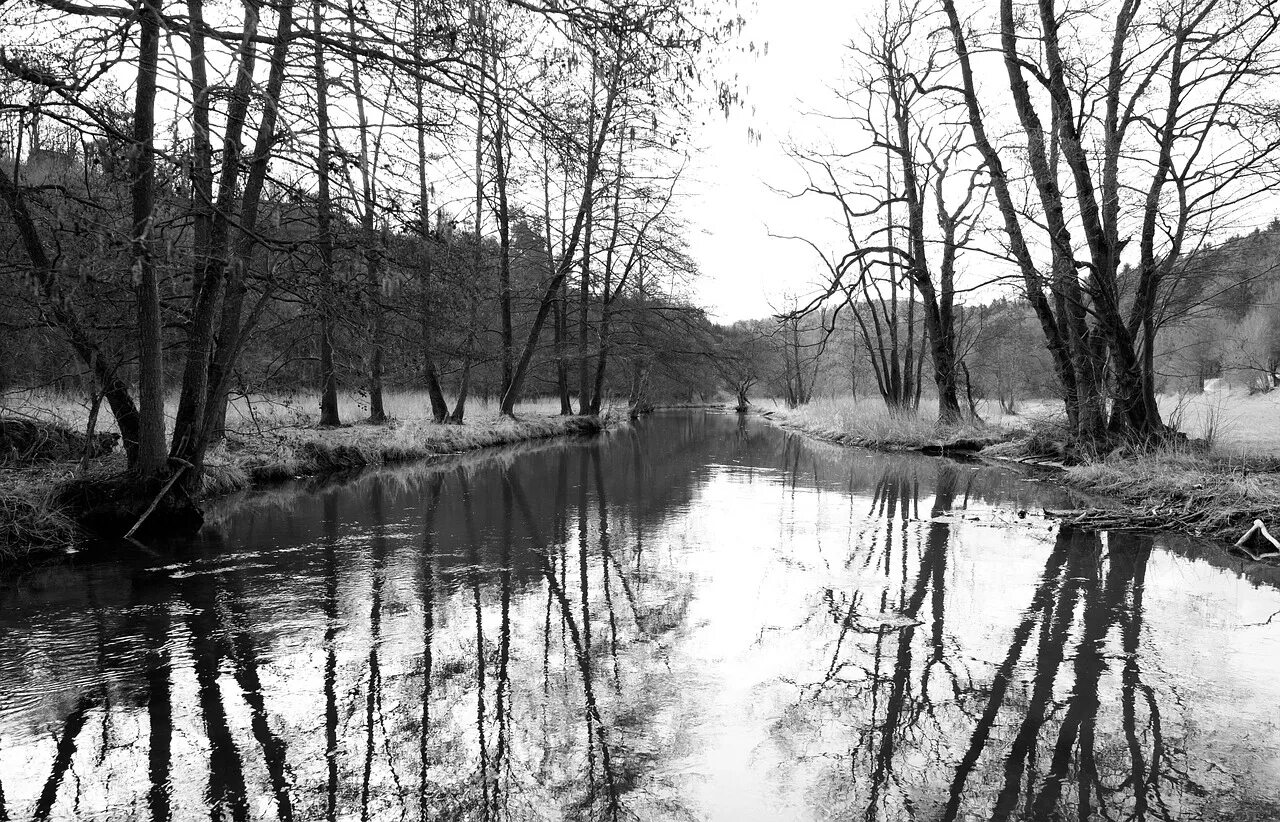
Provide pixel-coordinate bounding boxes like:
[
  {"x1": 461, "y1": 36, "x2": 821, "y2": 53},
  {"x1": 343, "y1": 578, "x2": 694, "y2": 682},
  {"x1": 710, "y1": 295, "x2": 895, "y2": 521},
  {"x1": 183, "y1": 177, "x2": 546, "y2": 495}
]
[
  {"x1": 927, "y1": 321, "x2": 963, "y2": 424},
  {"x1": 170, "y1": 0, "x2": 261, "y2": 461},
  {"x1": 940, "y1": 0, "x2": 1103, "y2": 445},
  {"x1": 450, "y1": 345, "x2": 474, "y2": 424},
  {"x1": 419, "y1": 295, "x2": 448, "y2": 423},
  {"x1": 186, "y1": 0, "x2": 295, "y2": 482},
  {"x1": 130, "y1": 0, "x2": 166, "y2": 478},
  {"x1": 588, "y1": 311, "x2": 609, "y2": 415}
]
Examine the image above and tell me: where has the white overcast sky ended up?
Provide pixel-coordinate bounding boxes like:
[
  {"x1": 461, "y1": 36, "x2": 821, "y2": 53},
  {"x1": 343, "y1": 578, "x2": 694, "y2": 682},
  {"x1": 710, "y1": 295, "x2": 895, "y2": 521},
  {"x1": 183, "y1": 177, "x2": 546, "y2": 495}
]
[{"x1": 683, "y1": 0, "x2": 864, "y2": 323}]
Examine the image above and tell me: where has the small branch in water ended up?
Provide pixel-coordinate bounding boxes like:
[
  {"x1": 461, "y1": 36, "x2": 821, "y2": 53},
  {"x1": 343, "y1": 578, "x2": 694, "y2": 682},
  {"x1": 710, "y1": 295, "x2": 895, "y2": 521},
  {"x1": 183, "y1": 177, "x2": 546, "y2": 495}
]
[
  {"x1": 1243, "y1": 608, "x2": 1280, "y2": 628},
  {"x1": 124, "y1": 460, "x2": 192, "y2": 539},
  {"x1": 1234, "y1": 519, "x2": 1280, "y2": 561}
]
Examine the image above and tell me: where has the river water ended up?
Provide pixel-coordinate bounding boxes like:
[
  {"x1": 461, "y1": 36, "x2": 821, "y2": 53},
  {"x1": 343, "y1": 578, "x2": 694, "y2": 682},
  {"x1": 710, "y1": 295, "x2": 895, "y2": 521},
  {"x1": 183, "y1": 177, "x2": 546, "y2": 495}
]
[{"x1": 3, "y1": 410, "x2": 1280, "y2": 821}]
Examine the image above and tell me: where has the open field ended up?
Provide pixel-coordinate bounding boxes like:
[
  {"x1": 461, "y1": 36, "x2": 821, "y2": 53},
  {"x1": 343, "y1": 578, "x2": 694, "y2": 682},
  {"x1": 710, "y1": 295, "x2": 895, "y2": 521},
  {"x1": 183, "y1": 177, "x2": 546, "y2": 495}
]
[
  {"x1": 763, "y1": 387, "x2": 1280, "y2": 456},
  {"x1": 0, "y1": 388, "x2": 580, "y2": 439}
]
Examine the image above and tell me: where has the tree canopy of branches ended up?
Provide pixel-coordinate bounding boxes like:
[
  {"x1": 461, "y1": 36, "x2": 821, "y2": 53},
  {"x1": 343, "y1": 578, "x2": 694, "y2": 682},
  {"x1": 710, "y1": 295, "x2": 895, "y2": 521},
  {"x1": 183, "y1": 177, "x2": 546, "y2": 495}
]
[
  {"x1": 0, "y1": 0, "x2": 743, "y2": 504},
  {"x1": 784, "y1": 0, "x2": 1280, "y2": 443}
]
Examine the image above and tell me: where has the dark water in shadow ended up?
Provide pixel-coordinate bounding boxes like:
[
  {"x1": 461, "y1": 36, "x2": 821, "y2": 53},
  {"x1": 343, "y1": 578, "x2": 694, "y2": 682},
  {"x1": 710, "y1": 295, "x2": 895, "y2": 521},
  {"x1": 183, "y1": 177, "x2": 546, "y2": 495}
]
[{"x1": 3, "y1": 410, "x2": 1280, "y2": 821}]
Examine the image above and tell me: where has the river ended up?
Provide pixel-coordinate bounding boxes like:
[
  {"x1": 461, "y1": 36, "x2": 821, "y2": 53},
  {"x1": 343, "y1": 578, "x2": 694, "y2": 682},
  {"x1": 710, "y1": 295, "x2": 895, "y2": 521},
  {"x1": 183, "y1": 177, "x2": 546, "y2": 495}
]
[{"x1": 3, "y1": 410, "x2": 1280, "y2": 821}]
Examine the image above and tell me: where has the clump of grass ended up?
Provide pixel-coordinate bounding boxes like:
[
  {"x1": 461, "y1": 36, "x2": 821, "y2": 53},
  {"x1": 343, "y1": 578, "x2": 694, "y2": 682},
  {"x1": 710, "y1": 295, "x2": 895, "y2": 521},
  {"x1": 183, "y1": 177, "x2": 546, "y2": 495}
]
[
  {"x1": 198, "y1": 460, "x2": 251, "y2": 497},
  {"x1": 0, "y1": 472, "x2": 78, "y2": 559}
]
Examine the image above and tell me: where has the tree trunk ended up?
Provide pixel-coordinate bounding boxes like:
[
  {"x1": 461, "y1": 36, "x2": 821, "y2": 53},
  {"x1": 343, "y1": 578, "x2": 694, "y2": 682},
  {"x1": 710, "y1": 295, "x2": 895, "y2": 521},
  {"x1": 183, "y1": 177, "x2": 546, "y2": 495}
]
[
  {"x1": 925, "y1": 308, "x2": 962, "y2": 424},
  {"x1": 493, "y1": 59, "x2": 514, "y2": 397},
  {"x1": 348, "y1": 0, "x2": 386, "y2": 424},
  {"x1": 412, "y1": 0, "x2": 448, "y2": 424},
  {"x1": 130, "y1": 0, "x2": 166, "y2": 478},
  {"x1": 576, "y1": 70, "x2": 599, "y2": 416},
  {"x1": 170, "y1": 0, "x2": 260, "y2": 461},
  {"x1": 314, "y1": 0, "x2": 341, "y2": 427},
  {"x1": 0, "y1": 165, "x2": 145, "y2": 464},
  {"x1": 461, "y1": 14, "x2": 485, "y2": 425},
  {"x1": 189, "y1": 0, "x2": 296, "y2": 480},
  {"x1": 450, "y1": 336, "x2": 475, "y2": 424},
  {"x1": 940, "y1": 0, "x2": 1093, "y2": 443},
  {"x1": 546, "y1": 157, "x2": 573, "y2": 416}
]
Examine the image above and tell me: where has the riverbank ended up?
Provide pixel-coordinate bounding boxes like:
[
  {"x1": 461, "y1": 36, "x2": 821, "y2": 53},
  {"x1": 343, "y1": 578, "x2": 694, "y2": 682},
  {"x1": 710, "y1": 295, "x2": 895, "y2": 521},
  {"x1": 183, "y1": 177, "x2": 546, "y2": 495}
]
[
  {"x1": 767, "y1": 404, "x2": 1008, "y2": 454},
  {"x1": 770, "y1": 401, "x2": 1280, "y2": 550},
  {"x1": 1, "y1": 408, "x2": 613, "y2": 564}
]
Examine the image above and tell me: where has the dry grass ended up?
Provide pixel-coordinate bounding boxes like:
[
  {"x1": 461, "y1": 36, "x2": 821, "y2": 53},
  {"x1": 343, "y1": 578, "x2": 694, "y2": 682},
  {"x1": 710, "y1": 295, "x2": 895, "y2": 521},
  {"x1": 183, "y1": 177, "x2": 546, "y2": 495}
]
[
  {"x1": 0, "y1": 387, "x2": 579, "y2": 439},
  {"x1": 769, "y1": 396, "x2": 1003, "y2": 451},
  {"x1": 218, "y1": 412, "x2": 608, "y2": 488},
  {"x1": 1061, "y1": 450, "x2": 1280, "y2": 541},
  {"x1": 0, "y1": 470, "x2": 78, "y2": 559}
]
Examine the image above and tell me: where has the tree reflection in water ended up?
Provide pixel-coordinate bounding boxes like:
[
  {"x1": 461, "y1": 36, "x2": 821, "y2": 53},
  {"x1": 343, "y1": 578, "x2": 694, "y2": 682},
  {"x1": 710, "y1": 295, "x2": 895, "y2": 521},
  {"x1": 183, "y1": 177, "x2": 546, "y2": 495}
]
[
  {"x1": 788, "y1": 460, "x2": 1199, "y2": 821},
  {"x1": 2, "y1": 412, "x2": 1280, "y2": 821}
]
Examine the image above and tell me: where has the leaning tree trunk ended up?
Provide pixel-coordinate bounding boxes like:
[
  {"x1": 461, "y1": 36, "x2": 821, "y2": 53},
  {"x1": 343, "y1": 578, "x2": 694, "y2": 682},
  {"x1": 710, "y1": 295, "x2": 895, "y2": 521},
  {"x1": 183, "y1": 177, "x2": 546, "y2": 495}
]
[{"x1": 0, "y1": 167, "x2": 144, "y2": 465}]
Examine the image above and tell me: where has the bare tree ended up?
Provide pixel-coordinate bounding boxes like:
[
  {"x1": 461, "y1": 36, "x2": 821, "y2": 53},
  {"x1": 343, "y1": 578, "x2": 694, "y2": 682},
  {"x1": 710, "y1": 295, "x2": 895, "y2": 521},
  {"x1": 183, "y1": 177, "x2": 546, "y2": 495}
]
[{"x1": 940, "y1": 0, "x2": 1280, "y2": 445}]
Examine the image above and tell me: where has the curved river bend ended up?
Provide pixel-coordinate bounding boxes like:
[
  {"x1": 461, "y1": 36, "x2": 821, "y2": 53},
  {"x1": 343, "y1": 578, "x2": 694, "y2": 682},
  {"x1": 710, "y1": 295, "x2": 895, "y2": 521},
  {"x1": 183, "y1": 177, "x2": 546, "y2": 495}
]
[{"x1": 3, "y1": 411, "x2": 1280, "y2": 821}]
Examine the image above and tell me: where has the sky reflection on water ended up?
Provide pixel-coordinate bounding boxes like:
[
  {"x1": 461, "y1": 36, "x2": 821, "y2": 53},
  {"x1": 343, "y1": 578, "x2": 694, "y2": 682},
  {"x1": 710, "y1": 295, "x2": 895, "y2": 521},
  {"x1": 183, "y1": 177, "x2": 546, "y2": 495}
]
[{"x1": 3, "y1": 410, "x2": 1280, "y2": 821}]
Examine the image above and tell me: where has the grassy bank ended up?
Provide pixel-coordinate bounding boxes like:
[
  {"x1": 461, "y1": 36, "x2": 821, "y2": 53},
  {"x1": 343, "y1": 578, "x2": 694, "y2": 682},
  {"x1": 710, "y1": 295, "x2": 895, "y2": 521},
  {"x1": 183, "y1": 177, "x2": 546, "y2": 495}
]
[
  {"x1": 1, "y1": 391, "x2": 616, "y2": 563},
  {"x1": 770, "y1": 398, "x2": 1008, "y2": 453},
  {"x1": 203, "y1": 412, "x2": 607, "y2": 491},
  {"x1": 770, "y1": 393, "x2": 1280, "y2": 549},
  {"x1": 1057, "y1": 452, "x2": 1280, "y2": 541}
]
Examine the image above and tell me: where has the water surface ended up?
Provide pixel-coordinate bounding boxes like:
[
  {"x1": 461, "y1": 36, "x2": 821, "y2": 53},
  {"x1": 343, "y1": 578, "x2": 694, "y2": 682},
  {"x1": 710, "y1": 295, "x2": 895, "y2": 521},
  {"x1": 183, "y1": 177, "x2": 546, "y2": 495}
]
[{"x1": 3, "y1": 411, "x2": 1280, "y2": 821}]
